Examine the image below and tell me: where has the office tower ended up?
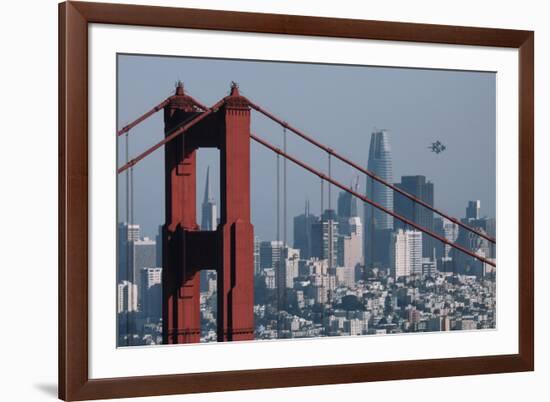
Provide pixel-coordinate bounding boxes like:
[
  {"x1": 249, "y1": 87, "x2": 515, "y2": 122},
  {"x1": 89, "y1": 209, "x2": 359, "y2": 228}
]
[
  {"x1": 311, "y1": 209, "x2": 339, "y2": 269},
  {"x1": 141, "y1": 267, "x2": 162, "y2": 288},
  {"x1": 119, "y1": 223, "x2": 140, "y2": 242},
  {"x1": 130, "y1": 237, "x2": 156, "y2": 291},
  {"x1": 259, "y1": 240, "x2": 284, "y2": 270},
  {"x1": 253, "y1": 236, "x2": 261, "y2": 275},
  {"x1": 422, "y1": 249, "x2": 438, "y2": 277},
  {"x1": 264, "y1": 268, "x2": 276, "y2": 289},
  {"x1": 117, "y1": 280, "x2": 138, "y2": 313},
  {"x1": 201, "y1": 166, "x2": 217, "y2": 231},
  {"x1": 453, "y1": 200, "x2": 494, "y2": 276},
  {"x1": 389, "y1": 229, "x2": 423, "y2": 279},
  {"x1": 466, "y1": 200, "x2": 481, "y2": 220},
  {"x1": 338, "y1": 217, "x2": 363, "y2": 269},
  {"x1": 117, "y1": 223, "x2": 141, "y2": 282},
  {"x1": 280, "y1": 247, "x2": 300, "y2": 289},
  {"x1": 337, "y1": 177, "x2": 358, "y2": 235},
  {"x1": 394, "y1": 175, "x2": 435, "y2": 258},
  {"x1": 293, "y1": 200, "x2": 319, "y2": 259},
  {"x1": 140, "y1": 267, "x2": 162, "y2": 320},
  {"x1": 364, "y1": 130, "x2": 394, "y2": 268}
]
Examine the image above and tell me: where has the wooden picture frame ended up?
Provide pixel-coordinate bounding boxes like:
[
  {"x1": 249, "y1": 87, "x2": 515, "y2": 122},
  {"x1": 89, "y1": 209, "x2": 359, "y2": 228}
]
[{"x1": 59, "y1": 1, "x2": 534, "y2": 400}]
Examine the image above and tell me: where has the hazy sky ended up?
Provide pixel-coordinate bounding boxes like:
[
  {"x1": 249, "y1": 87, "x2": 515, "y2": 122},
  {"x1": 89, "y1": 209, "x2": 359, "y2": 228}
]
[{"x1": 117, "y1": 54, "x2": 496, "y2": 243}]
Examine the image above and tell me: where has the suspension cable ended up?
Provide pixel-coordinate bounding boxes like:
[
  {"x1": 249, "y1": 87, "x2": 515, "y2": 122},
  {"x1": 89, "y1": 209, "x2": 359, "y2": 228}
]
[
  {"x1": 251, "y1": 133, "x2": 495, "y2": 268},
  {"x1": 248, "y1": 100, "x2": 494, "y2": 244}
]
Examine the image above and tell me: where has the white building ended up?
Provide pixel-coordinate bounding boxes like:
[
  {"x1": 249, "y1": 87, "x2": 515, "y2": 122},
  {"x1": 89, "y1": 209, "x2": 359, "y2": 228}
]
[
  {"x1": 117, "y1": 280, "x2": 138, "y2": 313},
  {"x1": 442, "y1": 218, "x2": 459, "y2": 258},
  {"x1": 341, "y1": 216, "x2": 363, "y2": 269},
  {"x1": 344, "y1": 318, "x2": 363, "y2": 336},
  {"x1": 141, "y1": 267, "x2": 162, "y2": 289},
  {"x1": 336, "y1": 265, "x2": 355, "y2": 288},
  {"x1": 390, "y1": 229, "x2": 423, "y2": 278},
  {"x1": 283, "y1": 247, "x2": 300, "y2": 289}
]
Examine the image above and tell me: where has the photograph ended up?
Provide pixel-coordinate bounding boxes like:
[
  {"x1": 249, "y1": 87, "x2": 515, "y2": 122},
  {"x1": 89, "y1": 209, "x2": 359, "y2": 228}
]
[
  {"x1": 2, "y1": 0, "x2": 543, "y2": 401},
  {"x1": 116, "y1": 54, "x2": 497, "y2": 347}
]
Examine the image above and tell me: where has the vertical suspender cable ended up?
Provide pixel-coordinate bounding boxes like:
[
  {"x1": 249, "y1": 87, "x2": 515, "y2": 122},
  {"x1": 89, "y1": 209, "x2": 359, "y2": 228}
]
[
  {"x1": 283, "y1": 128, "x2": 287, "y2": 317},
  {"x1": 276, "y1": 153, "x2": 281, "y2": 338},
  {"x1": 328, "y1": 153, "x2": 332, "y2": 211},
  {"x1": 319, "y1": 178, "x2": 328, "y2": 333},
  {"x1": 124, "y1": 132, "x2": 130, "y2": 346},
  {"x1": 320, "y1": 179, "x2": 324, "y2": 216}
]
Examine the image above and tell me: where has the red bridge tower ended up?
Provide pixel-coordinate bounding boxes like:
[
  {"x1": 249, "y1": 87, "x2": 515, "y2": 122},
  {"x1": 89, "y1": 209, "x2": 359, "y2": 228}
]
[{"x1": 162, "y1": 82, "x2": 255, "y2": 343}]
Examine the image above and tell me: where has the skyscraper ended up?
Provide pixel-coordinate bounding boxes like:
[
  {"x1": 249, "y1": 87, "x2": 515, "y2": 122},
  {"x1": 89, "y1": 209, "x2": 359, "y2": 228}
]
[
  {"x1": 253, "y1": 236, "x2": 261, "y2": 275},
  {"x1": 117, "y1": 223, "x2": 141, "y2": 282},
  {"x1": 466, "y1": 200, "x2": 481, "y2": 220},
  {"x1": 453, "y1": 200, "x2": 494, "y2": 276},
  {"x1": 394, "y1": 175, "x2": 435, "y2": 258},
  {"x1": 389, "y1": 229, "x2": 423, "y2": 279},
  {"x1": 293, "y1": 200, "x2": 319, "y2": 259},
  {"x1": 140, "y1": 267, "x2": 162, "y2": 320},
  {"x1": 337, "y1": 178, "x2": 358, "y2": 235},
  {"x1": 337, "y1": 216, "x2": 363, "y2": 269},
  {"x1": 130, "y1": 237, "x2": 156, "y2": 293},
  {"x1": 201, "y1": 166, "x2": 217, "y2": 231},
  {"x1": 260, "y1": 240, "x2": 284, "y2": 270},
  {"x1": 117, "y1": 280, "x2": 138, "y2": 313},
  {"x1": 311, "y1": 209, "x2": 339, "y2": 269},
  {"x1": 364, "y1": 130, "x2": 394, "y2": 268}
]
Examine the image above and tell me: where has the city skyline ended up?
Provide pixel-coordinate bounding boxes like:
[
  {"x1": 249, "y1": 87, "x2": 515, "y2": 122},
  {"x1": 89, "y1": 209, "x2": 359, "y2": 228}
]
[
  {"x1": 117, "y1": 55, "x2": 496, "y2": 242},
  {"x1": 116, "y1": 124, "x2": 496, "y2": 345},
  {"x1": 116, "y1": 55, "x2": 496, "y2": 346}
]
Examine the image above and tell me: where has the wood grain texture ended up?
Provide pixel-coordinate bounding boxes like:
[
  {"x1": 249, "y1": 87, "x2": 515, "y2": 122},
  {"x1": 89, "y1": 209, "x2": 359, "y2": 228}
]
[{"x1": 58, "y1": 1, "x2": 534, "y2": 400}]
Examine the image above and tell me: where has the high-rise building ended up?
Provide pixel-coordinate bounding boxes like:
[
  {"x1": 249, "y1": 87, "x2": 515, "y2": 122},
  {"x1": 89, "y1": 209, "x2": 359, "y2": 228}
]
[
  {"x1": 140, "y1": 267, "x2": 162, "y2": 320},
  {"x1": 364, "y1": 130, "x2": 394, "y2": 268},
  {"x1": 453, "y1": 200, "x2": 495, "y2": 276},
  {"x1": 280, "y1": 247, "x2": 300, "y2": 289},
  {"x1": 130, "y1": 237, "x2": 156, "y2": 290},
  {"x1": 141, "y1": 267, "x2": 162, "y2": 288},
  {"x1": 201, "y1": 166, "x2": 217, "y2": 231},
  {"x1": 260, "y1": 240, "x2": 284, "y2": 270},
  {"x1": 466, "y1": 200, "x2": 481, "y2": 220},
  {"x1": 117, "y1": 223, "x2": 141, "y2": 282},
  {"x1": 389, "y1": 229, "x2": 423, "y2": 279},
  {"x1": 253, "y1": 236, "x2": 261, "y2": 275},
  {"x1": 394, "y1": 175, "x2": 435, "y2": 258},
  {"x1": 441, "y1": 218, "x2": 459, "y2": 258},
  {"x1": 337, "y1": 179, "x2": 358, "y2": 235},
  {"x1": 311, "y1": 209, "x2": 339, "y2": 269},
  {"x1": 293, "y1": 200, "x2": 319, "y2": 259},
  {"x1": 117, "y1": 280, "x2": 138, "y2": 313},
  {"x1": 337, "y1": 216, "x2": 363, "y2": 269},
  {"x1": 422, "y1": 249, "x2": 438, "y2": 277}
]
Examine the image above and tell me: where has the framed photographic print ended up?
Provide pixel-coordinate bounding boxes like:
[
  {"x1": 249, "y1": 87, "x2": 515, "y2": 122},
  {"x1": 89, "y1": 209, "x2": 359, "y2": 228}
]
[{"x1": 59, "y1": 1, "x2": 534, "y2": 400}]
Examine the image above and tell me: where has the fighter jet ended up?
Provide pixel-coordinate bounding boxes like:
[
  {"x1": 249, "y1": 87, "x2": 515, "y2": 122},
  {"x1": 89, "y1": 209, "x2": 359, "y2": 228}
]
[{"x1": 428, "y1": 141, "x2": 446, "y2": 154}]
